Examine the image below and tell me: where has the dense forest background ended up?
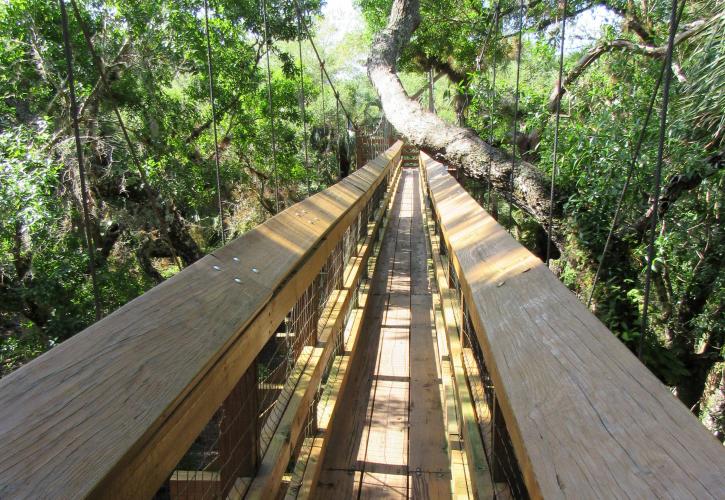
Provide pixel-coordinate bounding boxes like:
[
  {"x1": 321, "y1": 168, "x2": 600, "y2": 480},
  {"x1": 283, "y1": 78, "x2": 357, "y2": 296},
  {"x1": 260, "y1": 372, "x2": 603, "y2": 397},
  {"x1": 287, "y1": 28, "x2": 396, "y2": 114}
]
[{"x1": 1, "y1": 0, "x2": 722, "y2": 440}]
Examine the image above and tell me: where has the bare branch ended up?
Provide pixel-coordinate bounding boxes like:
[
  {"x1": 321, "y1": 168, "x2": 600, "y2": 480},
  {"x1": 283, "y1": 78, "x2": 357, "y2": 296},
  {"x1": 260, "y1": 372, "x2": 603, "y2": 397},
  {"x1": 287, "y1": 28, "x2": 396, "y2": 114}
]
[{"x1": 548, "y1": 14, "x2": 720, "y2": 111}]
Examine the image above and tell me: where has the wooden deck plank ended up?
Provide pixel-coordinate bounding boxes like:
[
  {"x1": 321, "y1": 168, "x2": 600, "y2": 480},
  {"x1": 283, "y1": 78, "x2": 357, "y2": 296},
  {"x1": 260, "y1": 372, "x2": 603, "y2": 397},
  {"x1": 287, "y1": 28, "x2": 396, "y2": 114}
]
[
  {"x1": 313, "y1": 173, "x2": 406, "y2": 496},
  {"x1": 408, "y1": 167, "x2": 450, "y2": 497},
  {"x1": 360, "y1": 471, "x2": 408, "y2": 499},
  {"x1": 316, "y1": 167, "x2": 456, "y2": 500},
  {"x1": 357, "y1": 169, "x2": 412, "y2": 499},
  {"x1": 294, "y1": 162, "x2": 404, "y2": 499}
]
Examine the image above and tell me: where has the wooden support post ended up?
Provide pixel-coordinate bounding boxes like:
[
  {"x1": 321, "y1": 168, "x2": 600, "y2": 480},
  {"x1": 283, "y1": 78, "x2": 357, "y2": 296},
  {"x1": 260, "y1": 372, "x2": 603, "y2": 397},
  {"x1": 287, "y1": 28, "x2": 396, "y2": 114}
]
[{"x1": 219, "y1": 360, "x2": 259, "y2": 497}]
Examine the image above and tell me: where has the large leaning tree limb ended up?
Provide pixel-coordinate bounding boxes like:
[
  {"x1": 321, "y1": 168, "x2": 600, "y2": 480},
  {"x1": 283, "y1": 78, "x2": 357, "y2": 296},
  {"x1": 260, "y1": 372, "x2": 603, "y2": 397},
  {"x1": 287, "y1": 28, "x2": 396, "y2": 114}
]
[{"x1": 367, "y1": 0, "x2": 562, "y2": 250}]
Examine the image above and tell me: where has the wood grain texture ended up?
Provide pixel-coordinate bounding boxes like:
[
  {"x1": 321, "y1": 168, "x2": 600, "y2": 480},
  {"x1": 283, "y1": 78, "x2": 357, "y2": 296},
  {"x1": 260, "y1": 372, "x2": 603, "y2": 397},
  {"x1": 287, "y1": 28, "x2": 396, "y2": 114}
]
[
  {"x1": 408, "y1": 169, "x2": 450, "y2": 496},
  {"x1": 0, "y1": 143, "x2": 402, "y2": 500},
  {"x1": 421, "y1": 173, "x2": 493, "y2": 500},
  {"x1": 295, "y1": 165, "x2": 404, "y2": 500},
  {"x1": 316, "y1": 168, "x2": 455, "y2": 500},
  {"x1": 422, "y1": 152, "x2": 725, "y2": 499}
]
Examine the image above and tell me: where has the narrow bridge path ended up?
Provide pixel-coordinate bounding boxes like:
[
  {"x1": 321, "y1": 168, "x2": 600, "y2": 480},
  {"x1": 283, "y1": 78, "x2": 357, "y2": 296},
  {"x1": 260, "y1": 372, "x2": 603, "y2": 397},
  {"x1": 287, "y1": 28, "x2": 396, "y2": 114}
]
[{"x1": 315, "y1": 167, "x2": 455, "y2": 499}]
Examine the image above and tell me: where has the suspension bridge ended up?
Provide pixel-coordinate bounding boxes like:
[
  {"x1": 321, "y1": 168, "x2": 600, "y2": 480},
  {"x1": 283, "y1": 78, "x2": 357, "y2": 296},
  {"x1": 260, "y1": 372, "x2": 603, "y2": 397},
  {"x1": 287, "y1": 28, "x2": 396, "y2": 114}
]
[{"x1": 2, "y1": 0, "x2": 725, "y2": 497}]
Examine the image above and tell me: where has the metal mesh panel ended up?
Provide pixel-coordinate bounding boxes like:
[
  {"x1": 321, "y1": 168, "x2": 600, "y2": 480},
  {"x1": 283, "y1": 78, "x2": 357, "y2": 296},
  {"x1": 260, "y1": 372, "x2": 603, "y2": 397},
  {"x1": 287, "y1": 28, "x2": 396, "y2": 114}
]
[
  {"x1": 461, "y1": 300, "x2": 528, "y2": 500},
  {"x1": 286, "y1": 225, "x2": 369, "y2": 497},
  {"x1": 317, "y1": 240, "x2": 344, "y2": 323},
  {"x1": 161, "y1": 369, "x2": 259, "y2": 499},
  {"x1": 158, "y1": 159, "x2": 398, "y2": 500},
  {"x1": 258, "y1": 281, "x2": 319, "y2": 451},
  {"x1": 160, "y1": 277, "x2": 322, "y2": 499}
]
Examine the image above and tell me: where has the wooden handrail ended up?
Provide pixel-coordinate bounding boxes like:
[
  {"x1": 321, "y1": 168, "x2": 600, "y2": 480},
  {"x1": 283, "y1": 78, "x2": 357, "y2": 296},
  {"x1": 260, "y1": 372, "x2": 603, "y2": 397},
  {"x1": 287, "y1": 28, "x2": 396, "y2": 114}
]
[
  {"x1": 0, "y1": 141, "x2": 403, "y2": 499},
  {"x1": 421, "y1": 153, "x2": 725, "y2": 498}
]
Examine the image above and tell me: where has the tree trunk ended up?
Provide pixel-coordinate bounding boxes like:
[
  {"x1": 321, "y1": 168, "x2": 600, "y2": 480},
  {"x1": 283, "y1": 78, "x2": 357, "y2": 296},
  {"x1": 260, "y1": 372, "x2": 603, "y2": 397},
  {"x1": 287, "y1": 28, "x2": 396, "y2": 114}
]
[{"x1": 367, "y1": 0, "x2": 563, "y2": 250}]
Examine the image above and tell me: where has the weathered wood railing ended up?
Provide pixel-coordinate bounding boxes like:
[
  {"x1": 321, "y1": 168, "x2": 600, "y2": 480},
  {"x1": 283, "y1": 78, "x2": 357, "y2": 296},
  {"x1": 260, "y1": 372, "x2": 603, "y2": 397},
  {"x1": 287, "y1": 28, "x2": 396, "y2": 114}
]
[
  {"x1": 0, "y1": 141, "x2": 403, "y2": 499},
  {"x1": 420, "y1": 152, "x2": 725, "y2": 498}
]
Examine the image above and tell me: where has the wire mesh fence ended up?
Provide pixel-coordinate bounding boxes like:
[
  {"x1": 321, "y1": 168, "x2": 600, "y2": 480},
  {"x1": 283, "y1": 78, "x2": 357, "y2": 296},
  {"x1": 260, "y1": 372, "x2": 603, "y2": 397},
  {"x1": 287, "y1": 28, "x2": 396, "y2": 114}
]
[
  {"x1": 286, "y1": 289, "x2": 356, "y2": 497},
  {"x1": 284, "y1": 170, "x2": 390, "y2": 497},
  {"x1": 156, "y1": 161, "x2": 396, "y2": 500},
  {"x1": 355, "y1": 127, "x2": 393, "y2": 166},
  {"x1": 461, "y1": 301, "x2": 528, "y2": 499}
]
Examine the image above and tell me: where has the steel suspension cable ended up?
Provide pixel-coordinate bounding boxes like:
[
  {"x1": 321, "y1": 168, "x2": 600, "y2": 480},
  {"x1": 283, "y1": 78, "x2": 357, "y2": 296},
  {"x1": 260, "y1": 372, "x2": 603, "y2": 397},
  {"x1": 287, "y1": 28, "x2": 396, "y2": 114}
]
[
  {"x1": 587, "y1": 65, "x2": 665, "y2": 308},
  {"x1": 290, "y1": 0, "x2": 357, "y2": 128},
  {"x1": 262, "y1": 0, "x2": 280, "y2": 213},
  {"x1": 335, "y1": 94, "x2": 342, "y2": 178},
  {"x1": 587, "y1": 0, "x2": 686, "y2": 309},
  {"x1": 640, "y1": 0, "x2": 682, "y2": 359},
  {"x1": 67, "y1": 0, "x2": 182, "y2": 271},
  {"x1": 320, "y1": 61, "x2": 328, "y2": 172},
  {"x1": 203, "y1": 0, "x2": 225, "y2": 244},
  {"x1": 486, "y1": 4, "x2": 500, "y2": 212},
  {"x1": 59, "y1": 0, "x2": 101, "y2": 321},
  {"x1": 545, "y1": 0, "x2": 568, "y2": 266},
  {"x1": 290, "y1": 0, "x2": 359, "y2": 175},
  {"x1": 475, "y1": 0, "x2": 503, "y2": 69},
  {"x1": 295, "y1": 4, "x2": 312, "y2": 196},
  {"x1": 508, "y1": 0, "x2": 526, "y2": 232},
  {"x1": 346, "y1": 117, "x2": 353, "y2": 170}
]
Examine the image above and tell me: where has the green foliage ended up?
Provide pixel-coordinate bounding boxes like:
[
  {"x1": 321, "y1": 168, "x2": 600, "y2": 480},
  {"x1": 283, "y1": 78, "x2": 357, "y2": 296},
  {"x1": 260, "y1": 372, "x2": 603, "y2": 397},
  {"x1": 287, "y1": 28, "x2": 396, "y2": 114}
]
[{"x1": 0, "y1": 0, "x2": 357, "y2": 375}]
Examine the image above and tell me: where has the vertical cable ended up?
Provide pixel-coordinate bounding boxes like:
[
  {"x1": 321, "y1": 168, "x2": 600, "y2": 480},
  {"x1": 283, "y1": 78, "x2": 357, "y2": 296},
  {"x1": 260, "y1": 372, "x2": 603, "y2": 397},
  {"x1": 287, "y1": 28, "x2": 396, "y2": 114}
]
[
  {"x1": 428, "y1": 67, "x2": 435, "y2": 112},
  {"x1": 508, "y1": 0, "x2": 525, "y2": 232},
  {"x1": 296, "y1": 4, "x2": 311, "y2": 196},
  {"x1": 545, "y1": 0, "x2": 568, "y2": 266},
  {"x1": 345, "y1": 116, "x2": 352, "y2": 172},
  {"x1": 67, "y1": 0, "x2": 182, "y2": 271},
  {"x1": 203, "y1": 0, "x2": 225, "y2": 244},
  {"x1": 291, "y1": 0, "x2": 356, "y2": 128},
  {"x1": 640, "y1": 0, "x2": 681, "y2": 358},
  {"x1": 320, "y1": 61, "x2": 326, "y2": 178},
  {"x1": 587, "y1": 0, "x2": 685, "y2": 308},
  {"x1": 262, "y1": 0, "x2": 280, "y2": 212},
  {"x1": 486, "y1": 5, "x2": 499, "y2": 212},
  {"x1": 587, "y1": 64, "x2": 666, "y2": 307},
  {"x1": 59, "y1": 0, "x2": 101, "y2": 321},
  {"x1": 335, "y1": 95, "x2": 342, "y2": 179}
]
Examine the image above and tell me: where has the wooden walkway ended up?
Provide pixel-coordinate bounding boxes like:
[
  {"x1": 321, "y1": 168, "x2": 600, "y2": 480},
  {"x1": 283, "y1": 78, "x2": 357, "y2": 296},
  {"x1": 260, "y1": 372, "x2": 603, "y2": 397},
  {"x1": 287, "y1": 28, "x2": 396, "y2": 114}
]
[{"x1": 315, "y1": 167, "x2": 456, "y2": 499}]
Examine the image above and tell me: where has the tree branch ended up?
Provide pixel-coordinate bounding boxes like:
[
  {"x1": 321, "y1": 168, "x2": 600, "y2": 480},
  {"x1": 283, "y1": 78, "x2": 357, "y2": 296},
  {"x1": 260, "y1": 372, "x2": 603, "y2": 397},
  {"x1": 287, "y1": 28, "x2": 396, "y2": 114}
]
[
  {"x1": 548, "y1": 15, "x2": 719, "y2": 111},
  {"x1": 368, "y1": 0, "x2": 563, "y2": 249},
  {"x1": 629, "y1": 157, "x2": 723, "y2": 241}
]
